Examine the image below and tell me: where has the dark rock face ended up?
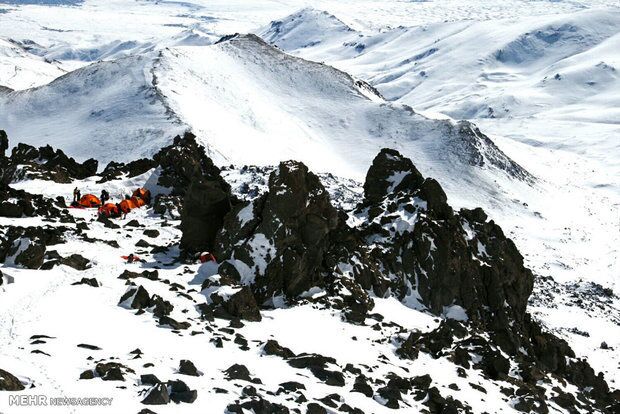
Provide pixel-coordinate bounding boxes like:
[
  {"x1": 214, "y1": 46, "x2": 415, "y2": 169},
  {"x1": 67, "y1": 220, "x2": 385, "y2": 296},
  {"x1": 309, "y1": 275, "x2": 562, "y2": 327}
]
[
  {"x1": 98, "y1": 158, "x2": 156, "y2": 183},
  {"x1": 157, "y1": 133, "x2": 234, "y2": 253},
  {"x1": 154, "y1": 132, "x2": 229, "y2": 197},
  {"x1": 0, "y1": 186, "x2": 69, "y2": 220},
  {"x1": 142, "y1": 384, "x2": 170, "y2": 405},
  {"x1": 216, "y1": 161, "x2": 339, "y2": 304},
  {"x1": 0, "y1": 368, "x2": 25, "y2": 391},
  {"x1": 0, "y1": 130, "x2": 7, "y2": 156},
  {"x1": 178, "y1": 360, "x2": 200, "y2": 377},
  {"x1": 349, "y1": 149, "x2": 533, "y2": 350},
  {"x1": 119, "y1": 286, "x2": 151, "y2": 310},
  {"x1": 181, "y1": 179, "x2": 232, "y2": 253}
]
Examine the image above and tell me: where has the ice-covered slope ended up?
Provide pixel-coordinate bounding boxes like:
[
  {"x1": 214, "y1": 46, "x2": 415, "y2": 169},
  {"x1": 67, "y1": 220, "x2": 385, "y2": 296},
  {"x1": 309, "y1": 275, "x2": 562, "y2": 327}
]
[
  {"x1": 0, "y1": 53, "x2": 186, "y2": 162},
  {"x1": 259, "y1": 8, "x2": 620, "y2": 122},
  {"x1": 0, "y1": 34, "x2": 529, "y2": 209},
  {"x1": 0, "y1": 38, "x2": 66, "y2": 90}
]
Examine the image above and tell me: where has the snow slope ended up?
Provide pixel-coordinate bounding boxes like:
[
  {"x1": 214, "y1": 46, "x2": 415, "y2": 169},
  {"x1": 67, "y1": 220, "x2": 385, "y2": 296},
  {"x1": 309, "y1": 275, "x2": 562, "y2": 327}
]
[
  {"x1": 0, "y1": 38, "x2": 66, "y2": 90},
  {"x1": 0, "y1": 34, "x2": 529, "y2": 210},
  {"x1": 259, "y1": 8, "x2": 620, "y2": 122}
]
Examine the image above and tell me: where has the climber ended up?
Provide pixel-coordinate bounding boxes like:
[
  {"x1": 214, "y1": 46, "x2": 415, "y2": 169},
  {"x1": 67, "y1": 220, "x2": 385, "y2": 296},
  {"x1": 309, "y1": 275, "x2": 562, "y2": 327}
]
[
  {"x1": 100, "y1": 189, "x2": 110, "y2": 204},
  {"x1": 72, "y1": 187, "x2": 81, "y2": 203},
  {"x1": 198, "y1": 251, "x2": 217, "y2": 263}
]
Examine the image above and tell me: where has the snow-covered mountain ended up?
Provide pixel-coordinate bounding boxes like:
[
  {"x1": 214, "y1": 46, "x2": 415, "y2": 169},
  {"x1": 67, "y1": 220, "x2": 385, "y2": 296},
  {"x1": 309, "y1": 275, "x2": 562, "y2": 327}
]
[
  {"x1": 0, "y1": 34, "x2": 529, "y2": 202},
  {"x1": 259, "y1": 7, "x2": 620, "y2": 122},
  {"x1": 0, "y1": 1, "x2": 619, "y2": 413}
]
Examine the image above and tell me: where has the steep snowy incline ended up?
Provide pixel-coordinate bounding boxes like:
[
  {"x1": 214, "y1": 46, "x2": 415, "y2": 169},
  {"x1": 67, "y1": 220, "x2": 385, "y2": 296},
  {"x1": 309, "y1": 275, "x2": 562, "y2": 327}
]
[
  {"x1": 0, "y1": 34, "x2": 529, "y2": 210},
  {"x1": 0, "y1": 53, "x2": 187, "y2": 163},
  {"x1": 155, "y1": 34, "x2": 529, "y2": 202},
  {"x1": 0, "y1": 38, "x2": 66, "y2": 90}
]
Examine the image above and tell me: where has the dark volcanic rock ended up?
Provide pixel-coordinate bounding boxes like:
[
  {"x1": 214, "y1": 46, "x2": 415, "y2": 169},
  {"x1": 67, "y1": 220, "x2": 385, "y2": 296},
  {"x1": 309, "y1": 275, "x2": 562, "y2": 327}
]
[
  {"x1": 226, "y1": 396, "x2": 289, "y2": 414},
  {"x1": 119, "y1": 286, "x2": 151, "y2": 309},
  {"x1": 263, "y1": 339, "x2": 296, "y2": 359},
  {"x1": 0, "y1": 368, "x2": 25, "y2": 391},
  {"x1": 216, "y1": 161, "x2": 339, "y2": 304},
  {"x1": 210, "y1": 286, "x2": 261, "y2": 322},
  {"x1": 142, "y1": 383, "x2": 170, "y2": 405},
  {"x1": 224, "y1": 364, "x2": 261, "y2": 384},
  {"x1": 60, "y1": 254, "x2": 91, "y2": 270},
  {"x1": 15, "y1": 242, "x2": 46, "y2": 269},
  {"x1": 155, "y1": 133, "x2": 234, "y2": 253},
  {"x1": 178, "y1": 360, "x2": 200, "y2": 376}
]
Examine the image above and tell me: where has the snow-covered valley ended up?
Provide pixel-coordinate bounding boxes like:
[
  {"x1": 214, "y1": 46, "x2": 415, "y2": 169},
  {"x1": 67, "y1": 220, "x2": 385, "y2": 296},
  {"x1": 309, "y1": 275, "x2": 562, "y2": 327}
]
[{"x1": 0, "y1": 1, "x2": 618, "y2": 413}]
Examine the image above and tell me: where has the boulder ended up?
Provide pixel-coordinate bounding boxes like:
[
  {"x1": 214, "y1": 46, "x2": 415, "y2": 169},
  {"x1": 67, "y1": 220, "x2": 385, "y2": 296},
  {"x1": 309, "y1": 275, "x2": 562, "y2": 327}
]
[
  {"x1": 211, "y1": 286, "x2": 261, "y2": 322},
  {"x1": 142, "y1": 384, "x2": 170, "y2": 405},
  {"x1": 15, "y1": 242, "x2": 46, "y2": 269},
  {"x1": 0, "y1": 368, "x2": 25, "y2": 391},
  {"x1": 178, "y1": 360, "x2": 200, "y2": 377},
  {"x1": 119, "y1": 286, "x2": 151, "y2": 309}
]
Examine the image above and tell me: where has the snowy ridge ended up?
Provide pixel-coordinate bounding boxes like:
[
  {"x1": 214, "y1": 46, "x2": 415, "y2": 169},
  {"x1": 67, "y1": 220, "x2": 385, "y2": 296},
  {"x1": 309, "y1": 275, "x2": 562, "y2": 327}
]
[
  {"x1": 0, "y1": 33, "x2": 529, "y2": 205},
  {"x1": 0, "y1": 38, "x2": 66, "y2": 90},
  {"x1": 259, "y1": 8, "x2": 620, "y2": 122}
]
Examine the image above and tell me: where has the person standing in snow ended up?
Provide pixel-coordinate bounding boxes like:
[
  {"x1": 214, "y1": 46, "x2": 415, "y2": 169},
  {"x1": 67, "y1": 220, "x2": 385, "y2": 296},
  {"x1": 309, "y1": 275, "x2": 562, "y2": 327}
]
[
  {"x1": 73, "y1": 187, "x2": 81, "y2": 203},
  {"x1": 100, "y1": 189, "x2": 110, "y2": 204}
]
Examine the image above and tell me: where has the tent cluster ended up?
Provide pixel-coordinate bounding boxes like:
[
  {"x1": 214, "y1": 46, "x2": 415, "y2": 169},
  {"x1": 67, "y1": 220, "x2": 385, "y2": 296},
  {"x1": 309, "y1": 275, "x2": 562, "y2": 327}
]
[
  {"x1": 69, "y1": 188, "x2": 151, "y2": 218},
  {"x1": 97, "y1": 188, "x2": 151, "y2": 219}
]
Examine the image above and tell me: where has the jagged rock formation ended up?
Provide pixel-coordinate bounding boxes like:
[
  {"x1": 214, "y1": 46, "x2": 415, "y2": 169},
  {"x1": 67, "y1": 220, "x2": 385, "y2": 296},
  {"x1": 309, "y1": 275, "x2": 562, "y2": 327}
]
[
  {"x1": 1, "y1": 136, "x2": 98, "y2": 183},
  {"x1": 157, "y1": 133, "x2": 235, "y2": 253},
  {"x1": 205, "y1": 148, "x2": 616, "y2": 412},
  {"x1": 216, "y1": 161, "x2": 339, "y2": 304}
]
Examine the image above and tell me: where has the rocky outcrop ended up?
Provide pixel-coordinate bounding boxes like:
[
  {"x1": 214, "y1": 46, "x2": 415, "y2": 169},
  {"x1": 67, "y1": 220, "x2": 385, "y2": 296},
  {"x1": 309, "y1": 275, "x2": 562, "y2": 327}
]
[
  {"x1": 215, "y1": 161, "x2": 339, "y2": 305},
  {"x1": 157, "y1": 133, "x2": 235, "y2": 253},
  {"x1": 8, "y1": 142, "x2": 97, "y2": 183},
  {"x1": 0, "y1": 226, "x2": 69, "y2": 269},
  {"x1": 350, "y1": 149, "x2": 533, "y2": 352}
]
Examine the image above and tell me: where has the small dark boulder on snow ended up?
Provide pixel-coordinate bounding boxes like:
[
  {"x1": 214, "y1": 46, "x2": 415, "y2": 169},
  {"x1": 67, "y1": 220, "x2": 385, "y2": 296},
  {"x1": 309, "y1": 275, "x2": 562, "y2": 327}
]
[
  {"x1": 142, "y1": 383, "x2": 170, "y2": 405},
  {"x1": 263, "y1": 339, "x2": 296, "y2": 359},
  {"x1": 224, "y1": 364, "x2": 261, "y2": 384},
  {"x1": 119, "y1": 269, "x2": 159, "y2": 281},
  {"x1": 77, "y1": 343, "x2": 101, "y2": 350},
  {"x1": 140, "y1": 374, "x2": 161, "y2": 386},
  {"x1": 95, "y1": 362, "x2": 130, "y2": 381},
  {"x1": 71, "y1": 278, "x2": 99, "y2": 287},
  {"x1": 211, "y1": 286, "x2": 261, "y2": 322},
  {"x1": 125, "y1": 219, "x2": 142, "y2": 228},
  {"x1": 226, "y1": 395, "x2": 289, "y2": 414},
  {"x1": 15, "y1": 242, "x2": 46, "y2": 269},
  {"x1": 60, "y1": 254, "x2": 91, "y2": 270},
  {"x1": 0, "y1": 368, "x2": 25, "y2": 391},
  {"x1": 119, "y1": 286, "x2": 151, "y2": 309},
  {"x1": 79, "y1": 370, "x2": 95, "y2": 380},
  {"x1": 306, "y1": 402, "x2": 327, "y2": 414},
  {"x1": 168, "y1": 379, "x2": 198, "y2": 404},
  {"x1": 178, "y1": 360, "x2": 200, "y2": 377},
  {"x1": 143, "y1": 229, "x2": 160, "y2": 238}
]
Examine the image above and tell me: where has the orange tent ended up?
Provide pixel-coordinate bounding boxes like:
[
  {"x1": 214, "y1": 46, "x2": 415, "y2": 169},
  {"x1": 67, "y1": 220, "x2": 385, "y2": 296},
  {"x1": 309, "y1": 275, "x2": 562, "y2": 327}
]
[
  {"x1": 132, "y1": 188, "x2": 151, "y2": 204},
  {"x1": 79, "y1": 194, "x2": 101, "y2": 208},
  {"x1": 98, "y1": 203, "x2": 120, "y2": 218},
  {"x1": 119, "y1": 199, "x2": 134, "y2": 214}
]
